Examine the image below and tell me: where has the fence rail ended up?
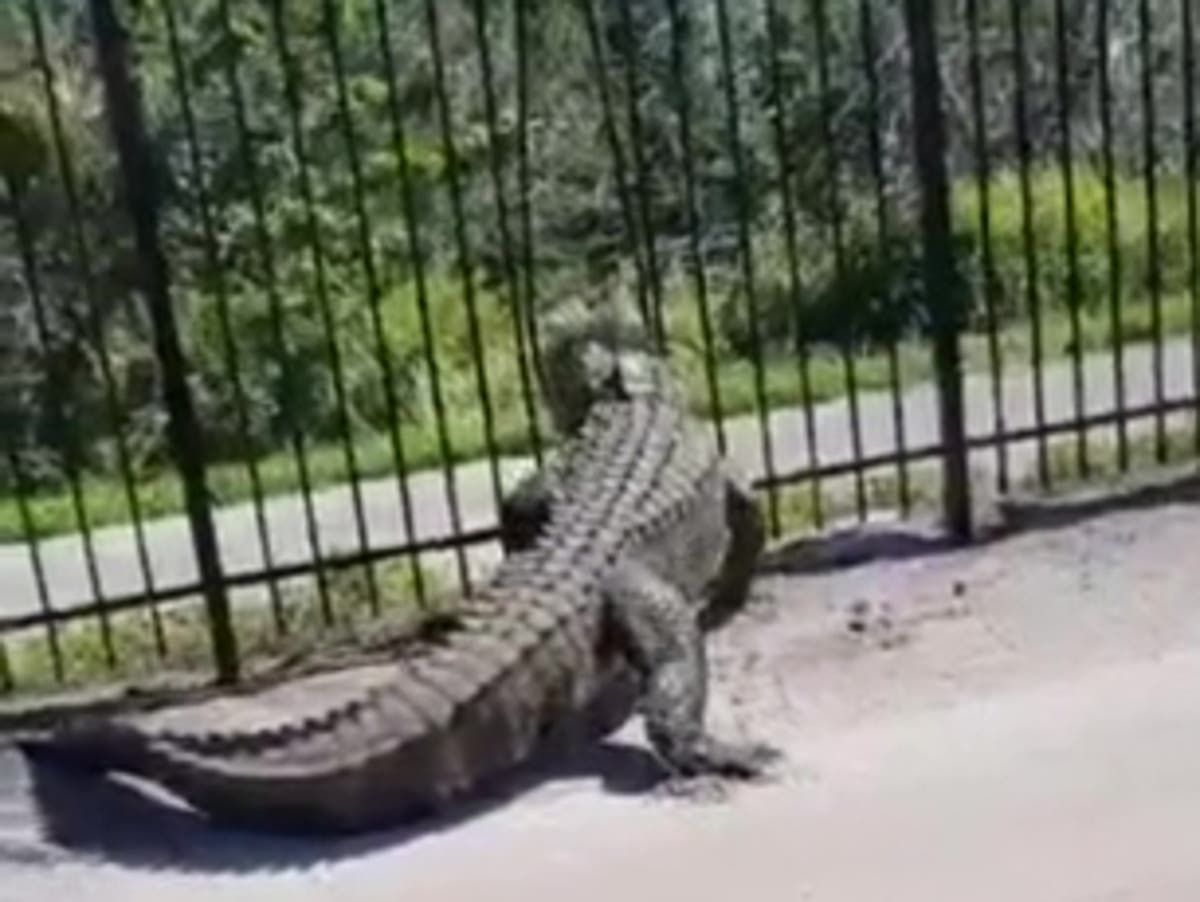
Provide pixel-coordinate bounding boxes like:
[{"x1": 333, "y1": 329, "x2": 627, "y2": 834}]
[{"x1": 0, "y1": 0, "x2": 1197, "y2": 692}]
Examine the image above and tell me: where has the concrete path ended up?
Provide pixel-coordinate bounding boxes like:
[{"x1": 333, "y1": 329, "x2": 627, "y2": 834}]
[
  {"x1": 7, "y1": 651, "x2": 1200, "y2": 901},
  {"x1": 2, "y1": 479, "x2": 1200, "y2": 899},
  {"x1": 0, "y1": 337, "x2": 1195, "y2": 621}
]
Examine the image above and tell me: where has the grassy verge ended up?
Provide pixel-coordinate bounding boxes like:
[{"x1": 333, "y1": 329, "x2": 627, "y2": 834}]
[
  {"x1": 772, "y1": 408, "x2": 1200, "y2": 541},
  {"x1": 1020, "y1": 414, "x2": 1200, "y2": 493},
  {"x1": 0, "y1": 557, "x2": 443, "y2": 698},
  {"x1": 1, "y1": 289, "x2": 1196, "y2": 544}
]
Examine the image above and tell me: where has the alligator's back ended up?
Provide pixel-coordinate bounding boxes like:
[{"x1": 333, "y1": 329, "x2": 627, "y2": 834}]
[{"x1": 19, "y1": 392, "x2": 715, "y2": 833}]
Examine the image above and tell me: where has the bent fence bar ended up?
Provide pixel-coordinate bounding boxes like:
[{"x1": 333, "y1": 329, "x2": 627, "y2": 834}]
[{"x1": 0, "y1": 0, "x2": 1197, "y2": 691}]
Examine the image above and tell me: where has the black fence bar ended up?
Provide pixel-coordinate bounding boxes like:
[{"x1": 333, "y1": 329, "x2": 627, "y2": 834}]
[
  {"x1": 24, "y1": 0, "x2": 129, "y2": 670},
  {"x1": 372, "y1": 0, "x2": 472, "y2": 595},
  {"x1": 1137, "y1": 0, "x2": 1166, "y2": 463},
  {"x1": 714, "y1": 0, "x2": 782, "y2": 537},
  {"x1": 666, "y1": 0, "x2": 727, "y2": 453},
  {"x1": 5, "y1": 449, "x2": 63, "y2": 681},
  {"x1": 860, "y1": 0, "x2": 911, "y2": 516},
  {"x1": 0, "y1": 644, "x2": 11, "y2": 694},
  {"x1": 34, "y1": 0, "x2": 170, "y2": 663},
  {"x1": 811, "y1": 0, "x2": 868, "y2": 524},
  {"x1": 1096, "y1": 0, "x2": 1129, "y2": 473},
  {"x1": 4, "y1": 175, "x2": 105, "y2": 678},
  {"x1": 965, "y1": 0, "x2": 1009, "y2": 494},
  {"x1": 423, "y1": 0, "x2": 506, "y2": 527},
  {"x1": 904, "y1": 0, "x2": 971, "y2": 541},
  {"x1": 513, "y1": 0, "x2": 545, "y2": 396},
  {"x1": 1052, "y1": 0, "x2": 1089, "y2": 479},
  {"x1": 576, "y1": 0, "x2": 652, "y2": 329},
  {"x1": 967, "y1": 401, "x2": 1200, "y2": 461},
  {"x1": 269, "y1": 0, "x2": 381, "y2": 618},
  {"x1": 160, "y1": 0, "x2": 286, "y2": 633},
  {"x1": 1009, "y1": 0, "x2": 1050, "y2": 490},
  {"x1": 88, "y1": 0, "x2": 238, "y2": 682},
  {"x1": 470, "y1": 0, "x2": 545, "y2": 467},
  {"x1": 762, "y1": 0, "x2": 823, "y2": 528},
  {"x1": 214, "y1": 0, "x2": 333, "y2": 622},
  {"x1": 323, "y1": 0, "x2": 428, "y2": 608},
  {"x1": 615, "y1": 0, "x2": 666, "y2": 346},
  {"x1": 1186, "y1": 0, "x2": 1200, "y2": 455}
]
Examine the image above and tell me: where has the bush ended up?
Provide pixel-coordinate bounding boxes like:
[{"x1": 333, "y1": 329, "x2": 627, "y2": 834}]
[
  {"x1": 714, "y1": 164, "x2": 1195, "y2": 365},
  {"x1": 952, "y1": 165, "x2": 1197, "y2": 324},
  {"x1": 184, "y1": 271, "x2": 531, "y2": 458}
]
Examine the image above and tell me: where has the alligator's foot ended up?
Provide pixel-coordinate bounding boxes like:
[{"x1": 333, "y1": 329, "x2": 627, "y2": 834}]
[
  {"x1": 654, "y1": 740, "x2": 783, "y2": 803},
  {"x1": 668, "y1": 736, "x2": 783, "y2": 780},
  {"x1": 655, "y1": 772, "x2": 732, "y2": 804}
]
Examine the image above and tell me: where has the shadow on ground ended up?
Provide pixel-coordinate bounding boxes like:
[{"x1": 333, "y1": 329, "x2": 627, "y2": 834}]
[
  {"x1": 760, "y1": 464, "x2": 1200, "y2": 576},
  {"x1": 0, "y1": 731, "x2": 665, "y2": 875}
]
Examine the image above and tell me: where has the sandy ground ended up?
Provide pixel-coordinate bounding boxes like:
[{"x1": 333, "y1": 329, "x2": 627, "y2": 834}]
[{"x1": 2, "y1": 481, "x2": 1200, "y2": 901}]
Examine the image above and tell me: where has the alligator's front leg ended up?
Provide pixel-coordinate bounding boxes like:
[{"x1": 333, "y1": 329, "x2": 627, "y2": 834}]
[{"x1": 605, "y1": 563, "x2": 779, "y2": 778}]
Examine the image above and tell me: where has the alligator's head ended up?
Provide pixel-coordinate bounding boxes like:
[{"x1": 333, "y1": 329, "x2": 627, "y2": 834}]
[{"x1": 538, "y1": 296, "x2": 677, "y2": 435}]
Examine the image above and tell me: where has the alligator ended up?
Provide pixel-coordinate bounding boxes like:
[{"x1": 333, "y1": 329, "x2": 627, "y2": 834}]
[{"x1": 16, "y1": 299, "x2": 778, "y2": 835}]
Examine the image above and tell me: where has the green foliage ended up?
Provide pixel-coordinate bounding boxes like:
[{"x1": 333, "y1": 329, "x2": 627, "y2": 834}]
[
  {"x1": 0, "y1": 93, "x2": 49, "y2": 185},
  {"x1": 953, "y1": 165, "x2": 1199, "y2": 326}
]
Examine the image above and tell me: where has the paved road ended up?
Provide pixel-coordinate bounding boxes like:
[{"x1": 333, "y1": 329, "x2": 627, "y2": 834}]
[
  {"x1": 3, "y1": 493, "x2": 1200, "y2": 899},
  {"x1": 0, "y1": 337, "x2": 1195, "y2": 620},
  {"x1": 5, "y1": 648, "x2": 1199, "y2": 901},
  {"x1": 368, "y1": 649, "x2": 1200, "y2": 902}
]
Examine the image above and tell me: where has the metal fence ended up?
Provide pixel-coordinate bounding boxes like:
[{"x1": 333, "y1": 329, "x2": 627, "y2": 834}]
[{"x1": 0, "y1": 0, "x2": 1197, "y2": 691}]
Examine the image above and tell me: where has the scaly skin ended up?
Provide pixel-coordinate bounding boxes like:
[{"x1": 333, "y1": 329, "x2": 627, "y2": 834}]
[{"x1": 17, "y1": 302, "x2": 777, "y2": 834}]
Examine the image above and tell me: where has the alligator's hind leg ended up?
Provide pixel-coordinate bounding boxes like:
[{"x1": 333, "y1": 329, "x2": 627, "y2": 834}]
[
  {"x1": 499, "y1": 470, "x2": 553, "y2": 555},
  {"x1": 701, "y1": 469, "x2": 765, "y2": 632},
  {"x1": 604, "y1": 563, "x2": 779, "y2": 779}
]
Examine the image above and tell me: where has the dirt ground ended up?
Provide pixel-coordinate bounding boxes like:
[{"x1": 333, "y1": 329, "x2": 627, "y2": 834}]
[{"x1": 2, "y1": 475, "x2": 1200, "y2": 901}]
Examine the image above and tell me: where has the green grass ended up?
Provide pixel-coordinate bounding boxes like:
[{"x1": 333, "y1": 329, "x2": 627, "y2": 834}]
[
  {"x1": 773, "y1": 466, "x2": 943, "y2": 539},
  {"x1": 0, "y1": 557, "x2": 444, "y2": 698},
  {"x1": 1, "y1": 287, "x2": 1196, "y2": 544},
  {"x1": 1023, "y1": 415, "x2": 1200, "y2": 493},
  {"x1": 770, "y1": 407, "x2": 1200, "y2": 543}
]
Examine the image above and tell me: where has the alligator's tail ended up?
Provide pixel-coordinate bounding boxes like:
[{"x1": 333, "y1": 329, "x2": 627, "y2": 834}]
[
  {"x1": 11, "y1": 691, "x2": 464, "y2": 834},
  {"x1": 15, "y1": 719, "x2": 152, "y2": 776},
  {"x1": 10, "y1": 598, "x2": 591, "y2": 833}
]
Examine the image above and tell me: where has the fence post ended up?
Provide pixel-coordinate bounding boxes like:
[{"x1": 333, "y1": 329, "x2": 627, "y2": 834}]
[
  {"x1": 901, "y1": 0, "x2": 973, "y2": 542},
  {"x1": 88, "y1": 0, "x2": 240, "y2": 683}
]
